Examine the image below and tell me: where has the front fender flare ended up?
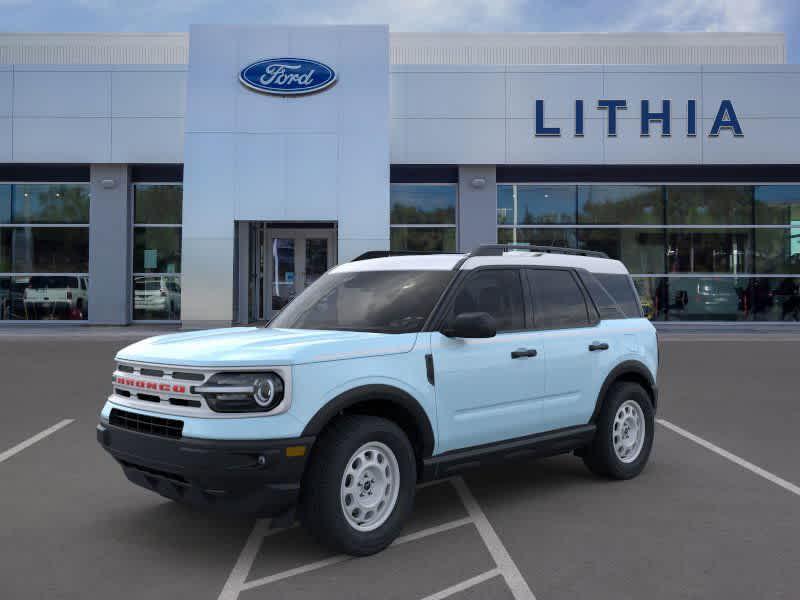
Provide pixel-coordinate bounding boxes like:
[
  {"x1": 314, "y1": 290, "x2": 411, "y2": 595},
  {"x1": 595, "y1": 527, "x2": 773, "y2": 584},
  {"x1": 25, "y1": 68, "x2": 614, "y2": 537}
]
[{"x1": 301, "y1": 384, "x2": 436, "y2": 458}]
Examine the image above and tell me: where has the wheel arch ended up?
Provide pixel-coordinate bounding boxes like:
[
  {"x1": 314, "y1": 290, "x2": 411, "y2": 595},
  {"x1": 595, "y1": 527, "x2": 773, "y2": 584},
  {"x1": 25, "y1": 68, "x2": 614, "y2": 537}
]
[
  {"x1": 301, "y1": 384, "x2": 436, "y2": 464},
  {"x1": 590, "y1": 360, "x2": 657, "y2": 423}
]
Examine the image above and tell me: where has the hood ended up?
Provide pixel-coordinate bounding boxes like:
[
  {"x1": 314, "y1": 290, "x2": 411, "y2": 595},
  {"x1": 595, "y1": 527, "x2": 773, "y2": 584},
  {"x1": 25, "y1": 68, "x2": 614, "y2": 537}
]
[{"x1": 115, "y1": 327, "x2": 419, "y2": 367}]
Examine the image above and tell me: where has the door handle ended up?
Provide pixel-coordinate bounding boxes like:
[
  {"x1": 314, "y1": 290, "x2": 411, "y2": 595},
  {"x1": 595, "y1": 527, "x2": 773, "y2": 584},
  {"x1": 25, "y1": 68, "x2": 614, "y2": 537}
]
[
  {"x1": 588, "y1": 342, "x2": 609, "y2": 352},
  {"x1": 511, "y1": 348, "x2": 538, "y2": 359}
]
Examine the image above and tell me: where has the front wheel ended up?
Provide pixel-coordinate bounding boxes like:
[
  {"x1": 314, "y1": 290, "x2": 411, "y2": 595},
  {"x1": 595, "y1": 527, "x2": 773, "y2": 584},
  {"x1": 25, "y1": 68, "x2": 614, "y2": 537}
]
[
  {"x1": 301, "y1": 415, "x2": 416, "y2": 556},
  {"x1": 583, "y1": 381, "x2": 654, "y2": 479}
]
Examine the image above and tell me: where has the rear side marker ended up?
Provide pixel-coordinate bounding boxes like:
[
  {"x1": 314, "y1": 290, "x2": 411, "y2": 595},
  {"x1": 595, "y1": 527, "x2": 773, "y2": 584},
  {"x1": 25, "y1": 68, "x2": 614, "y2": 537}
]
[{"x1": 285, "y1": 446, "x2": 306, "y2": 458}]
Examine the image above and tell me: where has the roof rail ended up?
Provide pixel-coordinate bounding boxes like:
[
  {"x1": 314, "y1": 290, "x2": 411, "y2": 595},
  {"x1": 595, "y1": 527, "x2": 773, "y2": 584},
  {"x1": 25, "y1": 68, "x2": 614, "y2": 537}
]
[
  {"x1": 351, "y1": 250, "x2": 460, "y2": 262},
  {"x1": 469, "y1": 243, "x2": 609, "y2": 259}
]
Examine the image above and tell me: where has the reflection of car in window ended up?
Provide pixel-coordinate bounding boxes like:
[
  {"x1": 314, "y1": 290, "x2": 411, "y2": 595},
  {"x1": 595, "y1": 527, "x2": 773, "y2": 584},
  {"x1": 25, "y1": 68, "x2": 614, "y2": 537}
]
[
  {"x1": 133, "y1": 276, "x2": 181, "y2": 319},
  {"x1": 23, "y1": 275, "x2": 88, "y2": 320},
  {"x1": 98, "y1": 244, "x2": 658, "y2": 558}
]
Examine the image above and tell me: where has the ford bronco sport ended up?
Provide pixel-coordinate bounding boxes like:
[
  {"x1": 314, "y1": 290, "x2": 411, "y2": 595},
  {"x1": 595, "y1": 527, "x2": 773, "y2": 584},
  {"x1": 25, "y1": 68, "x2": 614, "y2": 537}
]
[{"x1": 98, "y1": 244, "x2": 658, "y2": 556}]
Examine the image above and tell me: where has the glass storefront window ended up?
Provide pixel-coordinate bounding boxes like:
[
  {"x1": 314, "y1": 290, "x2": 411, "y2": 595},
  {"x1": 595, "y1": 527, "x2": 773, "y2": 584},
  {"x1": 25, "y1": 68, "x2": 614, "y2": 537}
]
[
  {"x1": 755, "y1": 228, "x2": 800, "y2": 274},
  {"x1": 578, "y1": 186, "x2": 663, "y2": 225},
  {"x1": 132, "y1": 184, "x2": 182, "y2": 320},
  {"x1": 578, "y1": 229, "x2": 665, "y2": 274},
  {"x1": 755, "y1": 185, "x2": 800, "y2": 225},
  {"x1": 1, "y1": 184, "x2": 90, "y2": 224},
  {"x1": 391, "y1": 227, "x2": 456, "y2": 252},
  {"x1": 498, "y1": 227, "x2": 577, "y2": 248},
  {"x1": 498, "y1": 185, "x2": 576, "y2": 225},
  {"x1": 391, "y1": 184, "x2": 456, "y2": 252},
  {"x1": 0, "y1": 182, "x2": 89, "y2": 321},
  {"x1": 665, "y1": 277, "x2": 749, "y2": 321},
  {"x1": 133, "y1": 227, "x2": 181, "y2": 273},
  {"x1": 666, "y1": 186, "x2": 753, "y2": 225},
  {"x1": 666, "y1": 229, "x2": 753, "y2": 274},
  {"x1": 132, "y1": 275, "x2": 181, "y2": 320}
]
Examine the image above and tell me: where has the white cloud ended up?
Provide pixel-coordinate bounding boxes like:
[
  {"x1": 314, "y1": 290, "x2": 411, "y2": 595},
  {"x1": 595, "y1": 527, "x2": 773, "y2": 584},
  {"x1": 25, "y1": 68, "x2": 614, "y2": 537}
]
[
  {"x1": 285, "y1": 0, "x2": 524, "y2": 31},
  {"x1": 622, "y1": 0, "x2": 780, "y2": 32}
]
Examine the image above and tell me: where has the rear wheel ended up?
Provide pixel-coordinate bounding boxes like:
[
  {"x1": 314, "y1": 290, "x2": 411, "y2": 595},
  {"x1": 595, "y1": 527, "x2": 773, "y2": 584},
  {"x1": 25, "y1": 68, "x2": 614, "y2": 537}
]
[
  {"x1": 302, "y1": 415, "x2": 416, "y2": 556},
  {"x1": 583, "y1": 382, "x2": 654, "y2": 479}
]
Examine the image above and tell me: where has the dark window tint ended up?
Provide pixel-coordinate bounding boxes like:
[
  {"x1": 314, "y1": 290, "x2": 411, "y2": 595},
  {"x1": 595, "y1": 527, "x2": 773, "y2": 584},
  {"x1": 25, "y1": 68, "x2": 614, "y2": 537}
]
[
  {"x1": 449, "y1": 269, "x2": 525, "y2": 332},
  {"x1": 270, "y1": 270, "x2": 453, "y2": 333},
  {"x1": 579, "y1": 272, "x2": 625, "y2": 320},
  {"x1": 527, "y1": 269, "x2": 590, "y2": 329},
  {"x1": 595, "y1": 273, "x2": 642, "y2": 318}
]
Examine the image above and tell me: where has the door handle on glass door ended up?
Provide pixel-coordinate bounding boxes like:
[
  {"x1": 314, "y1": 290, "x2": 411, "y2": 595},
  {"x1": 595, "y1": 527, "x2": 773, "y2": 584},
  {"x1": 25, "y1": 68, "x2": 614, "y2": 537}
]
[
  {"x1": 511, "y1": 349, "x2": 538, "y2": 359},
  {"x1": 588, "y1": 342, "x2": 609, "y2": 351}
]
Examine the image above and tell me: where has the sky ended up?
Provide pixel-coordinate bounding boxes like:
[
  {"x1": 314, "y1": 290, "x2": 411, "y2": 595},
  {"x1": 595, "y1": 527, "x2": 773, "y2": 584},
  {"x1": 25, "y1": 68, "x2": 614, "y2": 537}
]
[{"x1": 0, "y1": 0, "x2": 797, "y2": 62}]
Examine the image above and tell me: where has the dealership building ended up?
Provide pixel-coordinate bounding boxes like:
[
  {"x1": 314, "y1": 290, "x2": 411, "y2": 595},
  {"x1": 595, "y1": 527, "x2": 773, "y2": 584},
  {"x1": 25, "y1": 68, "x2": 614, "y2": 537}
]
[{"x1": 0, "y1": 27, "x2": 799, "y2": 326}]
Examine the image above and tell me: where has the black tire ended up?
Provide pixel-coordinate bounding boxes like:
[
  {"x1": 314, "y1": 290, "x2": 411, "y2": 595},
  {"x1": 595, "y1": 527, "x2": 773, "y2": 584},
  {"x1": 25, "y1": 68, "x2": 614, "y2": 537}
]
[
  {"x1": 583, "y1": 381, "x2": 654, "y2": 479},
  {"x1": 301, "y1": 415, "x2": 416, "y2": 556}
]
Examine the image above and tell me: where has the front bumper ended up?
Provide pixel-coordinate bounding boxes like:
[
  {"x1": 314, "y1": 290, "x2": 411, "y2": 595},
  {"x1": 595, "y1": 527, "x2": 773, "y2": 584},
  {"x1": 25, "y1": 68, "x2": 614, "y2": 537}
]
[{"x1": 97, "y1": 422, "x2": 314, "y2": 516}]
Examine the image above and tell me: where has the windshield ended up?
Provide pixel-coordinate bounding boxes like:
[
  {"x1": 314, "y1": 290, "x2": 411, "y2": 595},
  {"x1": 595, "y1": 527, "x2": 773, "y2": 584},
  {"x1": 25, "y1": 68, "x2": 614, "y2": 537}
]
[{"x1": 269, "y1": 270, "x2": 454, "y2": 333}]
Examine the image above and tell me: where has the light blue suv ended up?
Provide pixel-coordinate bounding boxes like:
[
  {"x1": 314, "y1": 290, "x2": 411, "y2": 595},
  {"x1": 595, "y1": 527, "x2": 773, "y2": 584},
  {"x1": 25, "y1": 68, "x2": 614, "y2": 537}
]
[{"x1": 98, "y1": 244, "x2": 658, "y2": 556}]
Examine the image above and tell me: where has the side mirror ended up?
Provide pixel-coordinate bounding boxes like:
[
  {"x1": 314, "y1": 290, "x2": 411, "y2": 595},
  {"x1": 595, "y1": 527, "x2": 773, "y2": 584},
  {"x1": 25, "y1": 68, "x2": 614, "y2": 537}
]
[{"x1": 442, "y1": 312, "x2": 497, "y2": 338}]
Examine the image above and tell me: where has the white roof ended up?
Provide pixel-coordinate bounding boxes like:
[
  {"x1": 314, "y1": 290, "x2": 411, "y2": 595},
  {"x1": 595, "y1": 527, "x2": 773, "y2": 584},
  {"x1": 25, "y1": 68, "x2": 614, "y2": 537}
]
[{"x1": 334, "y1": 251, "x2": 628, "y2": 275}]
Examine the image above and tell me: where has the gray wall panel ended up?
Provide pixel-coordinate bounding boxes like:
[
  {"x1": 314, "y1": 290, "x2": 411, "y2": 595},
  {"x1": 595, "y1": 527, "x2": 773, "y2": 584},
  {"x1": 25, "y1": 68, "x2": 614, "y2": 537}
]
[
  {"x1": 88, "y1": 164, "x2": 130, "y2": 324},
  {"x1": 457, "y1": 166, "x2": 497, "y2": 253}
]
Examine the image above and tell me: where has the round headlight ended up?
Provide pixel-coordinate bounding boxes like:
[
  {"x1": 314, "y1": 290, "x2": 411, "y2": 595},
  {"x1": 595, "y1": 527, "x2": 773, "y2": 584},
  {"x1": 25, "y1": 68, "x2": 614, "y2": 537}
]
[{"x1": 254, "y1": 377, "x2": 276, "y2": 407}]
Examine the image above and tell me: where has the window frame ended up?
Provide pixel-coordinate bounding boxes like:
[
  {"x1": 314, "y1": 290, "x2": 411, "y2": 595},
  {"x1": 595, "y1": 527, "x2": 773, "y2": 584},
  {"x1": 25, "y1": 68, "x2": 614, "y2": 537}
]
[
  {"x1": 130, "y1": 182, "x2": 183, "y2": 323},
  {"x1": 0, "y1": 181, "x2": 90, "y2": 323}
]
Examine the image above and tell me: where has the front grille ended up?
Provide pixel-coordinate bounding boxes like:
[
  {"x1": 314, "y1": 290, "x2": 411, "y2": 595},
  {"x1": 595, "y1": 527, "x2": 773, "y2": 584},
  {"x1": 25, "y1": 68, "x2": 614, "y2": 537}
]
[{"x1": 109, "y1": 408, "x2": 184, "y2": 439}]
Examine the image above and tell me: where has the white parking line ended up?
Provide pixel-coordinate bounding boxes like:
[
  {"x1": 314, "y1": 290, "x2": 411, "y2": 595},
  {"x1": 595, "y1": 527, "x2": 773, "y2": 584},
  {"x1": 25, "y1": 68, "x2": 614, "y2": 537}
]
[
  {"x1": 238, "y1": 516, "x2": 473, "y2": 593},
  {"x1": 452, "y1": 477, "x2": 537, "y2": 600},
  {"x1": 0, "y1": 419, "x2": 74, "y2": 464},
  {"x1": 419, "y1": 569, "x2": 501, "y2": 600},
  {"x1": 657, "y1": 418, "x2": 800, "y2": 498}
]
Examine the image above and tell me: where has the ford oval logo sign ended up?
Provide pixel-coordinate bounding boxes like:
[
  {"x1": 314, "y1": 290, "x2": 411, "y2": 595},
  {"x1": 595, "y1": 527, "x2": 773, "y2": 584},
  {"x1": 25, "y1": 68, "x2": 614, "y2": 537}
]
[{"x1": 239, "y1": 58, "x2": 337, "y2": 96}]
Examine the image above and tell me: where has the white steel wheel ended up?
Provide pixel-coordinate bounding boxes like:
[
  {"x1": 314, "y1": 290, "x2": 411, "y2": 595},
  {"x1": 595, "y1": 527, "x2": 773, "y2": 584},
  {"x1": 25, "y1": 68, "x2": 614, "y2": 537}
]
[
  {"x1": 340, "y1": 441, "x2": 400, "y2": 532},
  {"x1": 613, "y1": 400, "x2": 646, "y2": 463}
]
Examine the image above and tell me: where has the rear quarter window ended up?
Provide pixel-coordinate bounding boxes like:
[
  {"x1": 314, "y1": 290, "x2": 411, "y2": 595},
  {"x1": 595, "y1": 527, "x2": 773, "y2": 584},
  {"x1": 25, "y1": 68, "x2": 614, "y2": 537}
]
[{"x1": 592, "y1": 273, "x2": 643, "y2": 318}]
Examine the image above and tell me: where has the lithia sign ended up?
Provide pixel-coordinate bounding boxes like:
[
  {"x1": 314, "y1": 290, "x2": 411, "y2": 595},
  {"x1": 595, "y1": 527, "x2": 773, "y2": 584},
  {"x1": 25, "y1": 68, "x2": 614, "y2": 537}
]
[{"x1": 535, "y1": 99, "x2": 743, "y2": 138}]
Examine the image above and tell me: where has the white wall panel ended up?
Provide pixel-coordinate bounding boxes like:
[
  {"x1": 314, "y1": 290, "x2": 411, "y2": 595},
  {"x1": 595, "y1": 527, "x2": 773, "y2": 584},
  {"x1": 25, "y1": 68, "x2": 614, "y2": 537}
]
[
  {"x1": 0, "y1": 118, "x2": 11, "y2": 160},
  {"x1": 285, "y1": 133, "x2": 338, "y2": 221},
  {"x1": 702, "y1": 71, "x2": 800, "y2": 118},
  {"x1": 14, "y1": 70, "x2": 109, "y2": 117},
  {"x1": 506, "y1": 117, "x2": 604, "y2": 164},
  {"x1": 111, "y1": 117, "x2": 183, "y2": 162},
  {"x1": 405, "y1": 118, "x2": 504, "y2": 164},
  {"x1": 604, "y1": 70, "x2": 701, "y2": 118},
  {"x1": 184, "y1": 26, "x2": 238, "y2": 133},
  {"x1": 0, "y1": 69, "x2": 11, "y2": 117},
  {"x1": 337, "y1": 134, "x2": 389, "y2": 238},
  {"x1": 13, "y1": 117, "x2": 110, "y2": 161},
  {"x1": 506, "y1": 71, "x2": 602, "y2": 119},
  {"x1": 234, "y1": 134, "x2": 286, "y2": 221},
  {"x1": 402, "y1": 71, "x2": 505, "y2": 118},
  {"x1": 182, "y1": 132, "x2": 235, "y2": 237},
  {"x1": 606, "y1": 118, "x2": 701, "y2": 164},
  {"x1": 702, "y1": 118, "x2": 798, "y2": 164},
  {"x1": 112, "y1": 70, "x2": 185, "y2": 116}
]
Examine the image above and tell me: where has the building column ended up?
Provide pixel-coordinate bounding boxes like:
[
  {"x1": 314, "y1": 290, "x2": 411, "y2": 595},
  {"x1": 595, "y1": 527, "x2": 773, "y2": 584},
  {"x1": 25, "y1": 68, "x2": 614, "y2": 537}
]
[
  {"x1": 88, "y1": 164, "x2": 131, "y2": 325},
  {"x1": 457, "y1": 166, "x2": 497, "y2": 253}
]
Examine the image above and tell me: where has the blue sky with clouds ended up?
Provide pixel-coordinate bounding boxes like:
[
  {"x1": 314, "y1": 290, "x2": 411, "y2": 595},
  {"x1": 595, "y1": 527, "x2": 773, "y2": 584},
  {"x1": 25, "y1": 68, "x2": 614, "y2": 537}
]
[{"x1": 2, "y1": 0, "x2": 798, "y2": 62}]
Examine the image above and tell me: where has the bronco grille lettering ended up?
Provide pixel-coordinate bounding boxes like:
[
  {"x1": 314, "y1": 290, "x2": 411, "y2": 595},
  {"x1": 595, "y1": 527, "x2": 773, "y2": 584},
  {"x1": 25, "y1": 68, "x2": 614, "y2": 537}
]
[{"x1": 115, "y1": 376, "x2": 186, "y2": 394}]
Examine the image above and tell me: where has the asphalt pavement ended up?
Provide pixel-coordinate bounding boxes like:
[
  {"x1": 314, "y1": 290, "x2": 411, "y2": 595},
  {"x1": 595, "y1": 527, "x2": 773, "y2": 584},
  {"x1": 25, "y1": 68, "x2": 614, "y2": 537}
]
[{"x1": 1, "y1": 329, "x2": 798, "y2": 600}]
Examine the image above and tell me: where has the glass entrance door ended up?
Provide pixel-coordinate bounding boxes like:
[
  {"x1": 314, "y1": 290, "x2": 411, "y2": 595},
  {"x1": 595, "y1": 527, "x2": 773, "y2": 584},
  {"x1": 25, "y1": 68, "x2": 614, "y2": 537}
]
[{"x1": 248, "y1": 227, "x2": 336, "y2": 321}]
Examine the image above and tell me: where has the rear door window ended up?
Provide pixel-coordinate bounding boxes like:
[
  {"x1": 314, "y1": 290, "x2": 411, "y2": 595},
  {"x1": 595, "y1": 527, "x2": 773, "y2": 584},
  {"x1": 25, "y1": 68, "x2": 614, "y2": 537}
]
[{"x1": 526, "y1": 269, "x2": 590, "y2": 330}]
